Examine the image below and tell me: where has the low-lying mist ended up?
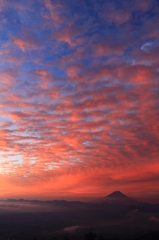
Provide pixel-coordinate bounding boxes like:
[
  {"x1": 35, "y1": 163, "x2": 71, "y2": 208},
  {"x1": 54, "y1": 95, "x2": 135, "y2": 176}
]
[{"x1": 0, "y1": 199, "x2": 159, "y2": 240}]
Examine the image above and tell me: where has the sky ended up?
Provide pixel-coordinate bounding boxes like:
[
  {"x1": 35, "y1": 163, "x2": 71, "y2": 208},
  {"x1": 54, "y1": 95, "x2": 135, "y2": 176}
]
[{"x1": 0, "y1": 0, "x2": 159, "y2": 203}]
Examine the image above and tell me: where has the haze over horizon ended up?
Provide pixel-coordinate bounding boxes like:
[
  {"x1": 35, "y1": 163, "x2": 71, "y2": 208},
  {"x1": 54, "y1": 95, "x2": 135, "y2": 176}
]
[
  {"x1": 0, "y1": 190, "x2": 157, "y2": 205},
  {"x1": 0, "y1": 0, "x2": 159, "y2": 203}
]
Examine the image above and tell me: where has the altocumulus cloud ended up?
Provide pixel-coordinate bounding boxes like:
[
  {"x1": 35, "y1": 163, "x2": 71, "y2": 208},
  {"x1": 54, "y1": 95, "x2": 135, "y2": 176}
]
[{"x1": 0, "y1": 0, "x2": 159, "y2": 200}]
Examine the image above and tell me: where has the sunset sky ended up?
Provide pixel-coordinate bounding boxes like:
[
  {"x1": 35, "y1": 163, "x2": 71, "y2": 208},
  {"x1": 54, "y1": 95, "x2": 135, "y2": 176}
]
[{"x1": 0, "y1": 0, "x2": 159, "y2": 203}]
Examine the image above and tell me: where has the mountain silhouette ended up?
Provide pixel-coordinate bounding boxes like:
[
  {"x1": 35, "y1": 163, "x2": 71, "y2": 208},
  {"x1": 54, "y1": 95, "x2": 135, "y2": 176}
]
[
  {"x1": 103, "y1": 191, "x2": 139, "y2": 205},
  {"x1": 92, "y1": 191, "x2": 140, "y2": 205},
  {"x1": 105, "y1": 191, "x2": 129, "y2": 199}
]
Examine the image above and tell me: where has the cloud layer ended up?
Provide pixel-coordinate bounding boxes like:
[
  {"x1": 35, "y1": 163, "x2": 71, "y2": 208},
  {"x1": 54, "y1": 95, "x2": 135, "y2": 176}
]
[{"x1": 0, "y1": 0, "x2": 159, "y2": 201}]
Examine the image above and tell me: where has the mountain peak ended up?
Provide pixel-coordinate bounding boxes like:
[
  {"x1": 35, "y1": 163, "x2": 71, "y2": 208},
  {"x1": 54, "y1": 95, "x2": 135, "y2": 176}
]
[{"x1": 106, "y1": 191, "x2": 128, "y2": 198}]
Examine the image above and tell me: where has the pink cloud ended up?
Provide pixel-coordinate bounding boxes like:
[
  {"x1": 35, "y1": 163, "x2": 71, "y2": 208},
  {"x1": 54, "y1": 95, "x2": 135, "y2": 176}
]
[
  {"x1": 106, "y1": 10, "x2": 131, "y2": 25},
  {"x1": 150, "y1": 215, "x2": 159, "y2": 222},
  {"x1": 13, "y1": 29, "x2": 39, "y2": 51},
  {"x1": 135, "y1": 0, "x2": 154, "y2": 11},
  {"x1": 44, "y1": 0, "x2": 62, "y2": 25},
  {"x1": 94, "y1": 40, "x2": 124, "y2": 56},
  {"x1": 64, "y1": 226, "x2": 80, "y2": 232}
]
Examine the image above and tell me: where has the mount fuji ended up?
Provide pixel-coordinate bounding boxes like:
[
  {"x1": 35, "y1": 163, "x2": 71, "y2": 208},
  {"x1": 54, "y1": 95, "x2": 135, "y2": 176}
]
[{"x1": 93, "y1": 191, "x2": 140, "y2": 205}]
